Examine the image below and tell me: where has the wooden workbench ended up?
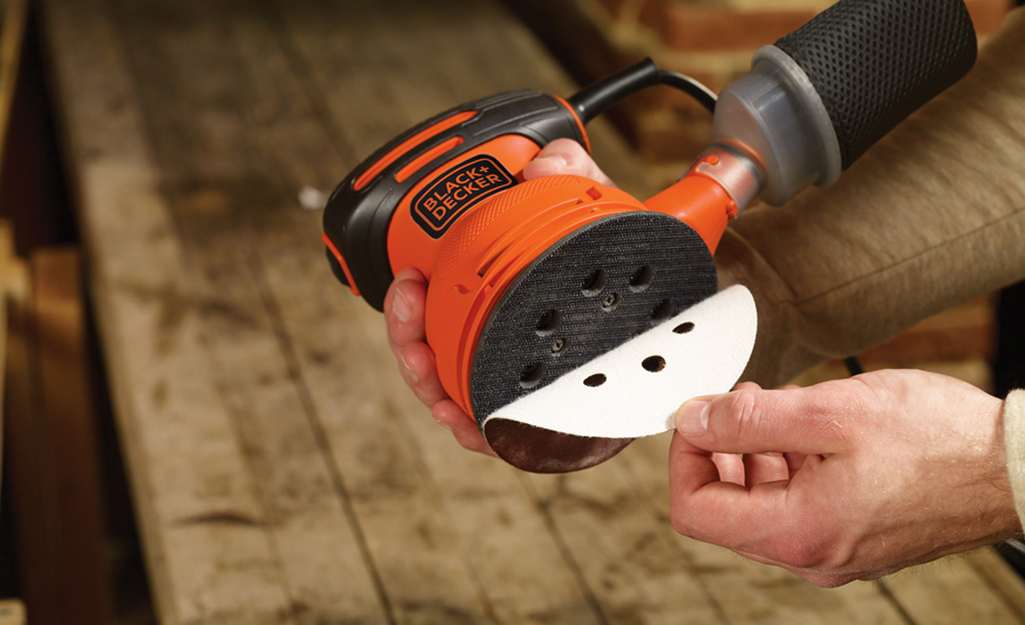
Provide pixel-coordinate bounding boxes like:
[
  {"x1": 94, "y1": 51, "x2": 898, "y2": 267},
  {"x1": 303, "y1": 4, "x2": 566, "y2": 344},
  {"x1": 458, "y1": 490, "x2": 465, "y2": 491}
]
[{"x1": 39, "y1": 0, "x2": 1025, "y2": 623}]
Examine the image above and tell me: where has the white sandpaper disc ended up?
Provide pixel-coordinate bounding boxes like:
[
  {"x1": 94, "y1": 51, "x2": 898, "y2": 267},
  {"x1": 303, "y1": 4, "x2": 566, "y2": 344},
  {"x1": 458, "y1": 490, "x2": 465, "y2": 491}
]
[{"x1": 482, "y1": 285, "x2": 757, "y2": 439}]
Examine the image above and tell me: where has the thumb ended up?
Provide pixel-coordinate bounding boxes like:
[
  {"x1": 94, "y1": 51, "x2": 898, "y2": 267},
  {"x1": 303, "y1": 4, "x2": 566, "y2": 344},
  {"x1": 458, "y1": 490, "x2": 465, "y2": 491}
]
[
  {"x1": 523, "y1": 138, "x2": 616, "y2": 186},
  {"x1": 675, "y1": 387, "x2": 846, "y2": 455}
]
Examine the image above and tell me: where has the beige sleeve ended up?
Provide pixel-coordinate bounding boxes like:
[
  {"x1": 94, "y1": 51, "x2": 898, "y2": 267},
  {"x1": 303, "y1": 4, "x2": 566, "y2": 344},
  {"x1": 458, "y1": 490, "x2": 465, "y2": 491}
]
[
  {"x1": 1004, "y1": 390, "x2": 1025, "y2": 526},
  {"x1": 716, "y1": 9, "x2": 1025, "y2": 388}
]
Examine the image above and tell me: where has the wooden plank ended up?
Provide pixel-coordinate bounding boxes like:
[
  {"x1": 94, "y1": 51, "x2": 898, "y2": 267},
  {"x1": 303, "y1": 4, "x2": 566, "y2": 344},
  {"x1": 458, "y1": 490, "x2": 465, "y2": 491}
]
[
  {"x1": 101, "y1": 0, "x2": 479, "y2": 622},
  {"x1": 0, "y1": 0, "x2": 29, "y2": 170},
  {"x1": 880, "y1": 556, "x2": 1025, "y2": 625},
  {"x1": 965, "y1": 548, "x2": 1025, "y2": 620},
  {"x1": 2, "y1": 241, "x2": 59, "y2": 624},
  {"x1": 522, "y1": 466, "x2": 724, "y2": 625},
  {"x1": 0, "y1": 220, "x2": 14, "y2": 497},
  {"x1": 29, "y1": 247, "x2": 112, "y2": 625},
  {"x1": 40, "y1": 1, "x2": 302, "y2": 623}
]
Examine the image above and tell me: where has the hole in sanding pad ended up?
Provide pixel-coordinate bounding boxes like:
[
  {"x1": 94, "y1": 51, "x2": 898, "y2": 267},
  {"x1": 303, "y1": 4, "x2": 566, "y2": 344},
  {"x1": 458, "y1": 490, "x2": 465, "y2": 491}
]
[
  {"x1": 583, "y1": 373, "x2": 607, "y2": 387},
  {"x1": 629, "y1": 265, "x2": 654, "y2": 292},
  {"x1": 651, "y1": 299, "x2": 675, "y2": 322},
  {"x1": 642, "y1": 356, "x2": 666, "y2": 372},
  {"x1": 536, "y1": 309, "x2": 562, "y2": 335},
  {"x1": 581, "y1": 268, "x2": 607, "y2": 296},
  {"x1": 673, "y1": 321, "x2": 695, "y2": 334},
  {"x1": 519, "y1": 362, "x2": 545, "y2": 389}
]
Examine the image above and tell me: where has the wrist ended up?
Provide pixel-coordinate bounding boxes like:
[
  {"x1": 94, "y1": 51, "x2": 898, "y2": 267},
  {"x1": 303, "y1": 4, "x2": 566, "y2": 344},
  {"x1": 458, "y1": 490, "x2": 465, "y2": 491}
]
[{"x1": 1003, "y1": 390, "x2": 1025, "y2": 533}]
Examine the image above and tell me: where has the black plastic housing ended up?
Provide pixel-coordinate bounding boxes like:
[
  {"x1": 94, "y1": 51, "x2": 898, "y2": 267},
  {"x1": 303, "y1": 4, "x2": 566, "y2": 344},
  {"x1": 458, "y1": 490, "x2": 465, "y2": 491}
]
[{"x1": 323, "y1": 90, "x2": 586, "y2": 311}]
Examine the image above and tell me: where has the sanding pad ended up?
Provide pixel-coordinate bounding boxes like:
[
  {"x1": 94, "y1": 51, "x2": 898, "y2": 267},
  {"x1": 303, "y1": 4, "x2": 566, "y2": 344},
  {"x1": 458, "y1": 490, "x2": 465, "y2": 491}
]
[
  {"x1": 470, "y1": 211, "x2": 720, "y2": 472},
  {"x1": 484, "y1": 285, "x2": 756, "y2": 435}
]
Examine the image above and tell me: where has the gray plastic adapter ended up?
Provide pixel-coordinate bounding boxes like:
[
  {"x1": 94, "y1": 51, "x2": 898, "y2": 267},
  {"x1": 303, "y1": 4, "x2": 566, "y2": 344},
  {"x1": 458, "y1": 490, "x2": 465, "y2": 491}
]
[{"x1": 712, "y1": 46, "x2": 841, "y2": 207}]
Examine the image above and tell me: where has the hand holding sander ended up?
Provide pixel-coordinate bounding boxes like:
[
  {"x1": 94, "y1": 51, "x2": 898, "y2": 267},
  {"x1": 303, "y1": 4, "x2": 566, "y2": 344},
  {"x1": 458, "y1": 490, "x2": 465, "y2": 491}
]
[{"x1": 322, "y1": 0, "x2": 977, "y2": 473}]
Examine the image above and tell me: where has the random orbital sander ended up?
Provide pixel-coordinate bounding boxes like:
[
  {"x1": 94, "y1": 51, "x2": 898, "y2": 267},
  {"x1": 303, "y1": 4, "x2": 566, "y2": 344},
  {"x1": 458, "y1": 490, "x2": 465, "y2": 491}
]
[{"x1": 322, "y1": 0, "x2": 978, "y2": 473}]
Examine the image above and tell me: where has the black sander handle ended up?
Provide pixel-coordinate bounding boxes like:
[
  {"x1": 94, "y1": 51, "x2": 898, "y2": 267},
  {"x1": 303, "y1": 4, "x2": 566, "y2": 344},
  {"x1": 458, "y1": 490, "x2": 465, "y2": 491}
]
[
  {"x1": 774, "y1": 0, "x2": 977, "y2": 170},
  {"x1": 709, "y1": 0, "x2": 978, "y2": 207}
]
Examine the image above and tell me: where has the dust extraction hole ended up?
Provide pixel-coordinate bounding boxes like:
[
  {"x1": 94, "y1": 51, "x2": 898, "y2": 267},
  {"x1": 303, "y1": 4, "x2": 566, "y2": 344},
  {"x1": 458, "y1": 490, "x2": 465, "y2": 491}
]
[
  {"x1": 536, "y1": 309, "x2": 562, "y2": 335},
  {"x1": 583, "y1": 373, "x2": 607, "y2": 387},
  {"x1": 642, "y1": 356, "x2": 666, "y2": 372},
  {"x1": 581, "y1": 268, "x2": 607, "y2": 296},
  {"x1": 629, "y1": 265, "x2": 654, "y2": 292},
  {"x1": 519, "y1": 362, "x2": 546, "y2": 389},
  {"x1": 673, "y1": 322, "x2": 695, "y2": 334},
  {"x1": 651, "y1": 299, "x2": 675, "y2": 321}
]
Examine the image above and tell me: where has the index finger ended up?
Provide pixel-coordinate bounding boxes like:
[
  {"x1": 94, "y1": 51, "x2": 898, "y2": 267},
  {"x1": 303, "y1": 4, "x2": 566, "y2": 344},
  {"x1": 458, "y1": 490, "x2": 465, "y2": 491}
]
[
  {"x1": 384, "y1": 268, "x2": 428, "y2": 354},
  {"x1": 668, "y1": 431, "x2": 791, "y2": 552}
]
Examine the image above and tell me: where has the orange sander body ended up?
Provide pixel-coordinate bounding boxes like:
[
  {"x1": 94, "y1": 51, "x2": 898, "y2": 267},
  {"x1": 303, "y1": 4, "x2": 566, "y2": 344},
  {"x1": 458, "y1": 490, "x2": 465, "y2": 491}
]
[{"x1": 323, "y1": 0, "x2": 978, "y2": 472}]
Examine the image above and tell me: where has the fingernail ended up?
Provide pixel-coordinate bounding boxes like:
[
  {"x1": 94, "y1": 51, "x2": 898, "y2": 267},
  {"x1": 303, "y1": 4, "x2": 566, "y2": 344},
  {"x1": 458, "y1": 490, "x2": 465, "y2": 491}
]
[
  {"x1": 394, "y1": 286, "x2": 413, "y2": 322},
  {"x1": 676, "y1": 399, "x2": 710, "y2": 436},
  {"x1": 401, "y1": 353, "x2": 420, "y2": 384},
  {"x1": 434, "y1": 419, "x2": 452, "y2": 432}
]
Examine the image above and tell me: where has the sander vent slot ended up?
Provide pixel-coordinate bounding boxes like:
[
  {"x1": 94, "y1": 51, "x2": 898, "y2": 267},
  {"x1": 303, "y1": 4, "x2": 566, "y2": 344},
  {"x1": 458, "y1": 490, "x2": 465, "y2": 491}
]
[{"x1": 674, "y1": 322, "x2": 695, "y2": 334}]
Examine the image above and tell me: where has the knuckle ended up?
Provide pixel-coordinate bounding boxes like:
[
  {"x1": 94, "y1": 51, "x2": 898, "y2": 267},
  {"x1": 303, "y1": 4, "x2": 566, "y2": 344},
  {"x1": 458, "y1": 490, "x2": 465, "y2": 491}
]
[
  {"x1": 718, "y1": 389, "x2": 761, "y2": 440},
  {"x1": 668, "y1": 502, "x2": 698, "y2": 539},
  {"x1": 777, "y1": 537, "x2": 828, "y2": 570}
]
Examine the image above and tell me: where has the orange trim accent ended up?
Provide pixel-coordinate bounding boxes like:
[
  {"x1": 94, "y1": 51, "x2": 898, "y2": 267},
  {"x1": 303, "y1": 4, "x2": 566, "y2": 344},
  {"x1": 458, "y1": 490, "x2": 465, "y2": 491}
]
[
  {"x1": 553, "y1": 95, "x2": 591, "y2": 153},
  {"x1": 643, "y1": 173, "x2": 735, "y2": 254},
  {"x1": 396, "y1": 136, "x2": 464, "y2": 183},
  {"x1": 353, "y1": 110, "x2": 478, "y2": 191},
  {"x1": 385, "y1": 135, "x2": 543, "y2": 283},
  {"x1": 321, "y1": 233, "x2": 361, "y2": 297}
]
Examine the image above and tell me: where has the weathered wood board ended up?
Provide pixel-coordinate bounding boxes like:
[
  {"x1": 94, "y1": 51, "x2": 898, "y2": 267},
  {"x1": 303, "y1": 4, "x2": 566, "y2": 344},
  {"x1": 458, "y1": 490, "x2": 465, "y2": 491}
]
[{"x1": 39, "y1": 0, "x2": 1025, "y2": 623}]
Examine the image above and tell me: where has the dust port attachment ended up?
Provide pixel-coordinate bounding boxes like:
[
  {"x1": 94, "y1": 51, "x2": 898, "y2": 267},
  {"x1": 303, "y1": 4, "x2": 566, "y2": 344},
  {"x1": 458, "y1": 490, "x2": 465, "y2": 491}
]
[
  {"x1": 707, "y1": 45, "x2": 842, "y2": 208},
  {"x1": 706, "y1": 0, "x2": 977, "y2": 207}
]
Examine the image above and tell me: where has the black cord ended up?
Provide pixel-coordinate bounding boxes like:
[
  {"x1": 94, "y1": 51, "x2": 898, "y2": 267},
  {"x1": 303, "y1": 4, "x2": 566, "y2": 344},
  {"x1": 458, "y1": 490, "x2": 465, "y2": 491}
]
[
  {"x1": 843, "y1": 356, "x2": 865, "y2": 376},
  {"x1": 567, "y1": 58, "x2": 717, "y2": 123},
  {"x1": 657, "y1": 70, "x2": 717, "y2": 114}
]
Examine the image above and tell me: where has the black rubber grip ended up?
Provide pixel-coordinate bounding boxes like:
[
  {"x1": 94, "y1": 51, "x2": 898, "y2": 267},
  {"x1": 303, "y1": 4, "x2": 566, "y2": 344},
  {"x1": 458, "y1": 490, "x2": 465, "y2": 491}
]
[{"x1": 774, "y1": 0, "x2": 977, "y2": 169}]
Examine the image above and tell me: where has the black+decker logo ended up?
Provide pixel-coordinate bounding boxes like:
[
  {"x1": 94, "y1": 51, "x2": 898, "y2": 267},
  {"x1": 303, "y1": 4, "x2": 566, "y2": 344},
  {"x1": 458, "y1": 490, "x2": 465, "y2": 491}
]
[{"x1": 411, "y1": 155, "x2": 516, "y2": 239}]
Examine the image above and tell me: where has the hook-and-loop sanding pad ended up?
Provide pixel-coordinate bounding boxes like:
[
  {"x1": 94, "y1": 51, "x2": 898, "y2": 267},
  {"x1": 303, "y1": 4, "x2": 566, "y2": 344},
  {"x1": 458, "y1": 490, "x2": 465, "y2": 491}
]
[{"x1": 470, "y1": 211, "x2": 757, "y2": 473}]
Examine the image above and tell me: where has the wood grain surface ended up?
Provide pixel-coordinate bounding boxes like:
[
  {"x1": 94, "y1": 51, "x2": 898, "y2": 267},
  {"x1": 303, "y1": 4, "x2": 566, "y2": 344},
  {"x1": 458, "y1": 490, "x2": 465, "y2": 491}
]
[{"x1": 39, "y1": 0, "x2": 1025, "y2": 623}]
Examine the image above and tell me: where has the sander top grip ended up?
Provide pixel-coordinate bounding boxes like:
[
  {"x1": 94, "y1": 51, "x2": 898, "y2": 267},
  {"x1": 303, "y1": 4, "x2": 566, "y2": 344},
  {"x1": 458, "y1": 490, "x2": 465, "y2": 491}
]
[{"x1": 322, "y1": 90, "x2": 587, "y2": 310}]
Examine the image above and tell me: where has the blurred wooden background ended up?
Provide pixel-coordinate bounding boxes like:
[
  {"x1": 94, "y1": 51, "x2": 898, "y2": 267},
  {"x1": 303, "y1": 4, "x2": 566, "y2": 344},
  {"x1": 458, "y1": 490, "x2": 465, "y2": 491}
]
[{"x1": 0, "y1": 0, "x2": 1021, "y2": 624}]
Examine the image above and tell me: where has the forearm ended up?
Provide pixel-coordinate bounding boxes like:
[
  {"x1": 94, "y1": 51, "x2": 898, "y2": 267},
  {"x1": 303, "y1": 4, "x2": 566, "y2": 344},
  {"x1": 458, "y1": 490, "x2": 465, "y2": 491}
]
[{"x1": 717, "y1": 9, "x2": 1025, "y2": 387}]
